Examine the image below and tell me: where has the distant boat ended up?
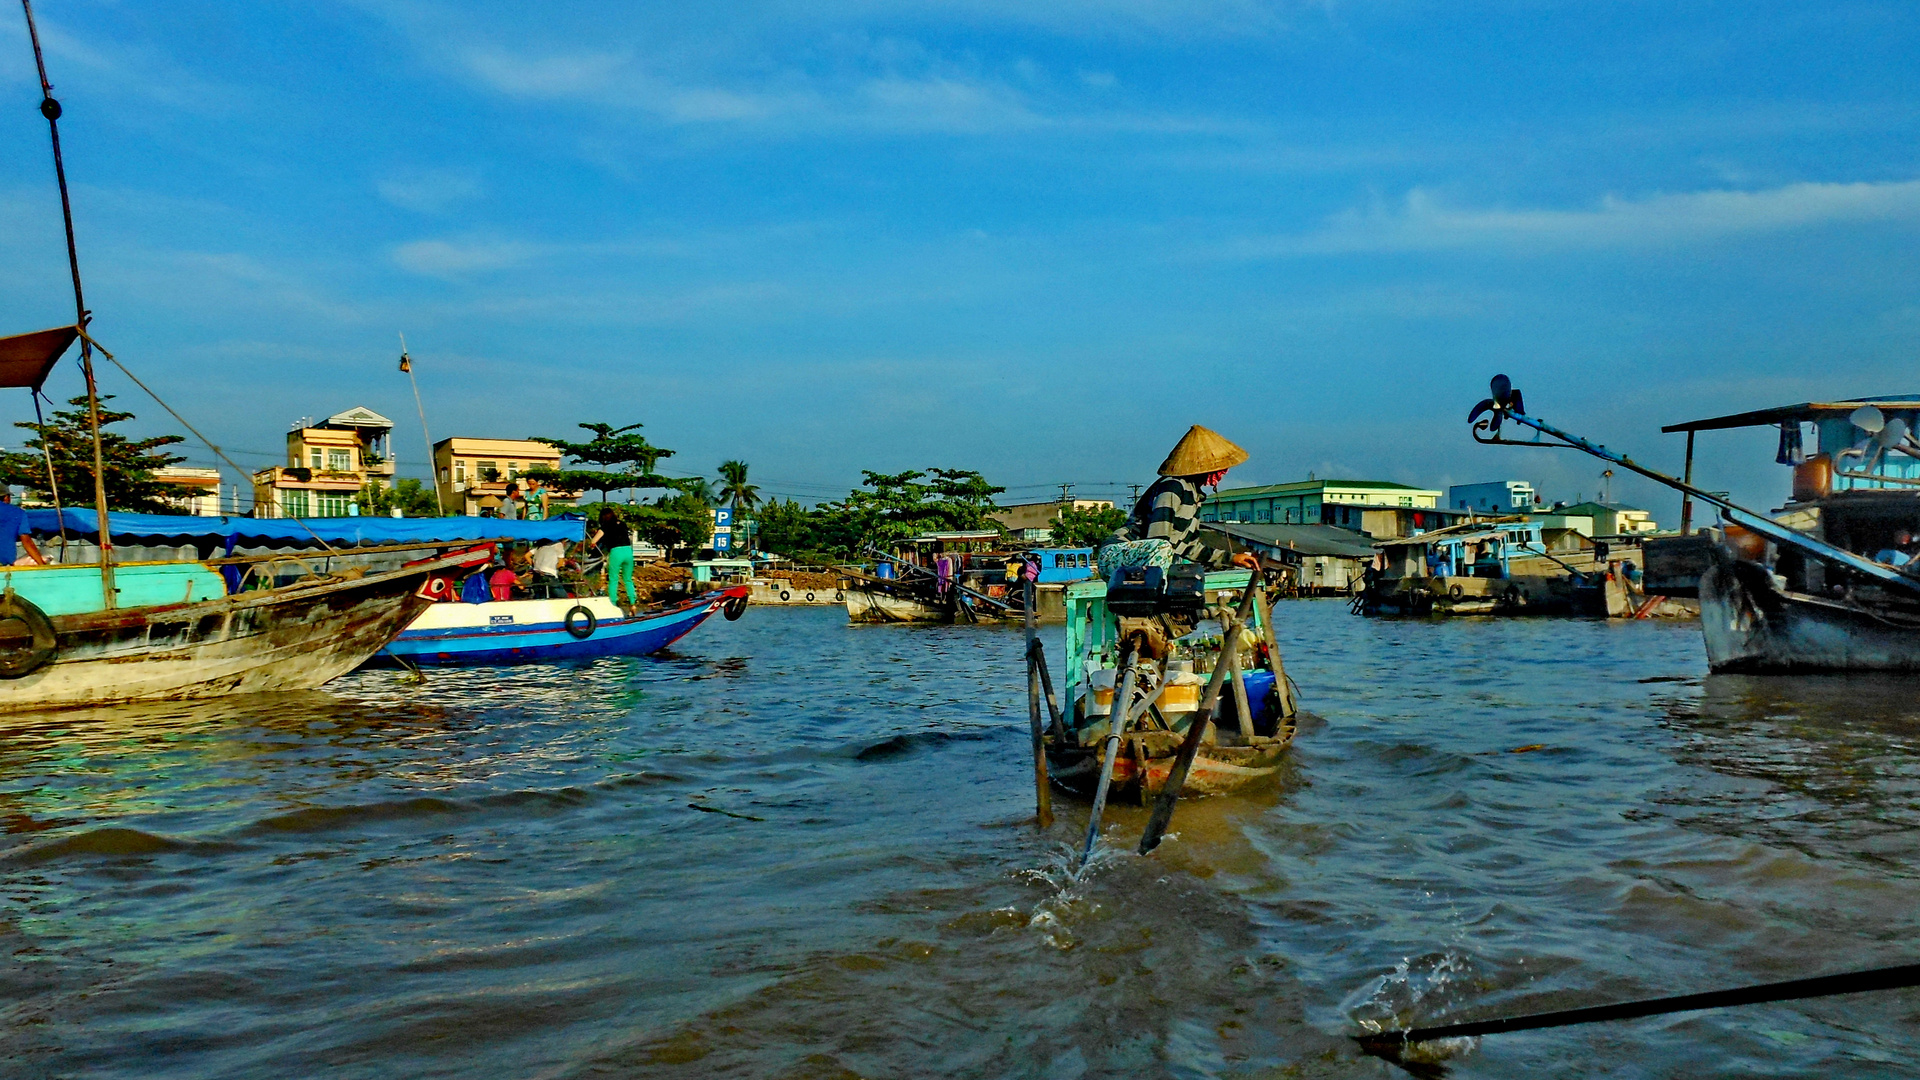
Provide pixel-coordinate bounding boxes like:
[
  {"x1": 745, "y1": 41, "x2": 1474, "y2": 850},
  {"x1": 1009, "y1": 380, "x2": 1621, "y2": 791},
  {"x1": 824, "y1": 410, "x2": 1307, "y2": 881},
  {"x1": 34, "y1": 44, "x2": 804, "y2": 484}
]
[
  {"x1": 1354, "y1": 518, "x2": 1603, "y2": 617},
  {"x1": 374, "y1": 586, "x2": 748, "y2": 667}
]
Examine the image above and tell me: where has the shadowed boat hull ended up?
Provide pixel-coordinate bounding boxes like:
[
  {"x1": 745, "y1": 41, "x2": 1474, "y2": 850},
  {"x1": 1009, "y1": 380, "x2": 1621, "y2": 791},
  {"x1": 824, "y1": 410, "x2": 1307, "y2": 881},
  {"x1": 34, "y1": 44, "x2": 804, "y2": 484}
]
[
  {"x1": 0, "y1": 557, "x2": 463, "y2": 711},
  {"x1": 1700, "y1": 556, "x2": 1920, "y2": 672}
]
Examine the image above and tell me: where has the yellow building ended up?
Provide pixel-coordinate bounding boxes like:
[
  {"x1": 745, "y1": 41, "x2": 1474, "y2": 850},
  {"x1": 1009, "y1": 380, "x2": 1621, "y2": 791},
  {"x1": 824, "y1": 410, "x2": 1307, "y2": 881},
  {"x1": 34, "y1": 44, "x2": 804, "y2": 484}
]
[
  {"x1": 154, "y1": 466, "x2": 224, "y2": 516},
  {"x1": 250, "y1": 407, "x2": 396, "y2": 518},
  {"x1": 433, "y1": 437, "x2": 566, "y2": 516}
]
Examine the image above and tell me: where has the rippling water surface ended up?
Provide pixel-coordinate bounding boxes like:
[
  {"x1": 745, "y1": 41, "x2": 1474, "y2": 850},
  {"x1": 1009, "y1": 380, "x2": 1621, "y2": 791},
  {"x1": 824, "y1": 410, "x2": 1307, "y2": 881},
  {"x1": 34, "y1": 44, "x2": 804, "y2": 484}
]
[{"x1": 5, "y1": 602, "x2": 1920, "y2": 1078}]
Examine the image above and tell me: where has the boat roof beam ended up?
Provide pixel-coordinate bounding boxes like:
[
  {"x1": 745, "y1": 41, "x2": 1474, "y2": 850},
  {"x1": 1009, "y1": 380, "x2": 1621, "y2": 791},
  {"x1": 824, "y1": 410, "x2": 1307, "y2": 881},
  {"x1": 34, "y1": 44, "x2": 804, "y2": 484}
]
[{"x1": 1663, "y1": 398, "x2": 1920, "y2": 433}]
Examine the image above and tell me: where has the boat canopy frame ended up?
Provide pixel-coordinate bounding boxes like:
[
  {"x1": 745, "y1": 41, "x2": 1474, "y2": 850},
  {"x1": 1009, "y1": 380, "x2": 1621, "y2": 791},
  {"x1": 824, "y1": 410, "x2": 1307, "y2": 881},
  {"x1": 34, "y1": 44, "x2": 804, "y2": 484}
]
[{"x1": 1061, "y1": 568, "x2": 1259, "y2": 706}]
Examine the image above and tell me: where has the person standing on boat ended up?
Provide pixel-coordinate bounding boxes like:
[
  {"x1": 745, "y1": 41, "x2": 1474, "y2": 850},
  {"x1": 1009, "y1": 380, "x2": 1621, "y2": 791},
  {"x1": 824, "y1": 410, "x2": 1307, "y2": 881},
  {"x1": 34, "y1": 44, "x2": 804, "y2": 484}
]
[
  {"x1": 502, "y1": 483, "x2": 524, "y2": 521},
  {"x1": 1100, "y1": 425, "x2": 1259, "y2": 578},
  {"x1": 589, "y1": 506, "x2": 640, "y2": 610},
  {"x1": 524, "y1": 477, "x2": 549, "y2": 521},
  {"x1": 0, "y1": 493, "x2": 45, "y2": 566}
]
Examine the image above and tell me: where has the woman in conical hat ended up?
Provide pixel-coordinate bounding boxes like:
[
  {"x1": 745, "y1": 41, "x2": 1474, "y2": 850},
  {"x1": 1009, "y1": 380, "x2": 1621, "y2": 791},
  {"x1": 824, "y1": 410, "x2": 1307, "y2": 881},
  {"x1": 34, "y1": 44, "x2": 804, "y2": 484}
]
[{"x1": 1105, "y1": 425, "x2": 1258, "y2": 571}]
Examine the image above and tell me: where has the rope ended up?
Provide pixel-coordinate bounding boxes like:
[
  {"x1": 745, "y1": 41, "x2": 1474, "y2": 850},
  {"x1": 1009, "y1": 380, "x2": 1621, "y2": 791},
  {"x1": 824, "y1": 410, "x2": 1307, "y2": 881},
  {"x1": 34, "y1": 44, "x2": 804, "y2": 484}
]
[
  {"x1": 31, "y1": 390, "x2": 67, "y2": 553},
  {"x1": 75, "y1": 329, "x2": 340, "y2": 556}
]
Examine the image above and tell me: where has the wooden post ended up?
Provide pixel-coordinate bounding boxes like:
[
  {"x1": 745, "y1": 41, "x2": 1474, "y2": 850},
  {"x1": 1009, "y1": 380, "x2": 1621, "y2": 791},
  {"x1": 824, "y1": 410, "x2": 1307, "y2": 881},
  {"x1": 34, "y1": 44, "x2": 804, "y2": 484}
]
[
  {"x1": 1227, "y1": 639, "x2": 1255, "y2": 741},
  {"x1": 1138, "y1": 584, "x2": 1260, "y2": 855},
  {"x1": 1029, "y1": 638, "x2": 1067, "y2": 739},
  {"x1": 1680, "y1": 429, "x2": 1696, "y2": 536},
  {"x1": 1255, "y1": 583, "x2": 1296, "y2": 717},
  {"x1": 1025, "y1": 579, "x2": 1052, "y2": 827},
  {"x1": 1082, "y1": 633, "x2": 1140, "y2": 863}
]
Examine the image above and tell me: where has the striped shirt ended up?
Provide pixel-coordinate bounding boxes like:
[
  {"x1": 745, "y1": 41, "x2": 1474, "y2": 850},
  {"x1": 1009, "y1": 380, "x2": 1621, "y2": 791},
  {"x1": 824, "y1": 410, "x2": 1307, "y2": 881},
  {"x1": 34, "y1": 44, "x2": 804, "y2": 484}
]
[{"x1": 1117, "y1": 475, "x2": 1227, "y2": 568}]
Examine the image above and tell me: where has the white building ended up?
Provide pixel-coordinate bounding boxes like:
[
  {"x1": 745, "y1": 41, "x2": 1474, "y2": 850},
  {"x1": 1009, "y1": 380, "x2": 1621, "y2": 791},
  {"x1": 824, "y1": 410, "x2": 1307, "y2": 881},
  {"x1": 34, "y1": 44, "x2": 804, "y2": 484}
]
[{"x1": 1448, "y1": 480, "x2": 1542, "y2": 514}]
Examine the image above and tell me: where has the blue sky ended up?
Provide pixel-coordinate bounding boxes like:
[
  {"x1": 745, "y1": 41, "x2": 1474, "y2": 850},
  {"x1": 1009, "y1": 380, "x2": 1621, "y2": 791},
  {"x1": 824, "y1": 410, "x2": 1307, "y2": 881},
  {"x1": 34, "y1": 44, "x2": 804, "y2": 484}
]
[{"x1": 2, "y1": 1, "x2": 1917, "y2": 518}]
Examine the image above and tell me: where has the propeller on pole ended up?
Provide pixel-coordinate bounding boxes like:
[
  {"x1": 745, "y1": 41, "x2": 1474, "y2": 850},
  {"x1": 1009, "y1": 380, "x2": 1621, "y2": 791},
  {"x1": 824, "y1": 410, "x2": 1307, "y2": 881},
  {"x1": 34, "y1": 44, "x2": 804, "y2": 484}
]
[{"x1": 1467, "y1": 374, "x2": 1524, "y2": 435}]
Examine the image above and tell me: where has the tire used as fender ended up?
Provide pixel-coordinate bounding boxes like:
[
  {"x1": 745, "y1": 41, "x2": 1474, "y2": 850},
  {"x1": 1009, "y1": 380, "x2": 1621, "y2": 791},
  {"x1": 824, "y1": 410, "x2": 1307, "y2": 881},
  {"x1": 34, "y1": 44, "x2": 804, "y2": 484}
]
[
  {"x1": 723, "y1": 595, "x2": 748, "y2": 621},
  {"x1": 1448, "y1": 583, "x2": 1464, "y2": 599},
  {"x1": 0, "y1": 594, "x2": 56, "y2": 678},
  {"x1": 804, "y1": 591, "x2": 815, "y2": 602},
  {"x1": 779, "y1": 590, "x2": 791, "y2": 601},
  {"x1": 564, "y1": 605, "x2": 597, "y2": 640}
]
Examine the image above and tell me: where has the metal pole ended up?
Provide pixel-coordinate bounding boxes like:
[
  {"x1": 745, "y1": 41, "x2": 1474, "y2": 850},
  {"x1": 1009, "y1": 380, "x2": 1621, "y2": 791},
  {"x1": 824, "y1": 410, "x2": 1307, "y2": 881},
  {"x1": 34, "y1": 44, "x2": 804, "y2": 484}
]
[{"x1": 1680, "y1": 429, "x2": 1695, "y2": 535}]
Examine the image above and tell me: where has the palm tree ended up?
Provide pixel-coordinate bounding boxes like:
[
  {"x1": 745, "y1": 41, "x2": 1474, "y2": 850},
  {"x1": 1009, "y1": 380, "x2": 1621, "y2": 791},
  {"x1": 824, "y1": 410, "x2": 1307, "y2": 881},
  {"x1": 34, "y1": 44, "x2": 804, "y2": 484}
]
[
  {"x1": 717, "y1": 460, "x2": 761, "y2": 550},
  {"x1": 717, "y1": 460, "x2": 760, "y2": 514}
]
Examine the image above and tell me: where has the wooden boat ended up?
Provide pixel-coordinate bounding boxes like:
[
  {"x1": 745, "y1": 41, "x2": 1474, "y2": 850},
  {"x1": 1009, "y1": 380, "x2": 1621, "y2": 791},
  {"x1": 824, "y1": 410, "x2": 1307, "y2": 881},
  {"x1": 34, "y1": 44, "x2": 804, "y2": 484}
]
[
  {"x1": 1472, "y1": 378, "x2": 1920, "y2": 672},
  {"x1": 1355, "y1": 518, "x2": 1599, "y2": 617},
  {"x1": 374, "y1": 585, "x2": 749, "y2": 666},
  {"x1": 0, "y1": 550, "x2": 475, "y2": 710},
  {"x1": 1043, "y1": 569, "x2": 1297, "y2": 802},
  {"x1": 0, "y1": 20, "x2": 483, "y2": 712}
]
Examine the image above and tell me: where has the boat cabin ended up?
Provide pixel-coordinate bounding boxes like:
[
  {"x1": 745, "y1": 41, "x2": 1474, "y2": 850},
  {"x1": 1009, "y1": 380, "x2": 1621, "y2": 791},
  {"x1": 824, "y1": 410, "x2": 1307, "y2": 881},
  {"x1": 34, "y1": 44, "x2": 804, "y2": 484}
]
[{"x1": 1653, "y1": 395, "x2": 1920, "y2": 596}]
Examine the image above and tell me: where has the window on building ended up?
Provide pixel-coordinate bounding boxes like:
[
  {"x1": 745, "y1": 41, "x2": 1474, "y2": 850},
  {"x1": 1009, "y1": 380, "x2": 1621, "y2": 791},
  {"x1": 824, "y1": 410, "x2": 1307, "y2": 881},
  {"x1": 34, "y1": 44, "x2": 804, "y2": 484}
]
[
  {"x1": 316, "y1": 492, "x2": 351, "y2": 517},
  {"x1": 507, "y1": 462, "x2": 520, "y2": 478},
  {"x1": 283, "y1": 490, "x2": 310, "y2": 518},
  {"x1": 309, "y1": 451, "x2": 322, "y2": 471},
  {"x1": 454, "y1": 461, "x2": 466, "y2": 483},
  {"x1": 327, "y1": 449, "x2": 350, "y2": 472},
  {"x1": 440, "y1": 468, "x2": 450, "y2": 483},
  {"x1": 1256, "y1": 510, "x2": 1272, "y2": 523},
  {"x1": 1400, "y1": 497, "x2": 1414, "y2": 507},
  {"x1": 478, "y1": 460, "x2": 498, "y2": 481}
]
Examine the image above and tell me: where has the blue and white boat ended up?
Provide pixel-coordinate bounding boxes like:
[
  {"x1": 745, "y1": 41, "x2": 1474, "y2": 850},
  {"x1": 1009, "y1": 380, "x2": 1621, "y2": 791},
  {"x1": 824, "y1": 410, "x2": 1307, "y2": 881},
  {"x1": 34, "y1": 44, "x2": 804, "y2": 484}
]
[{"x1": 373, "y1": 585, "x2": 749, "y2": 667}]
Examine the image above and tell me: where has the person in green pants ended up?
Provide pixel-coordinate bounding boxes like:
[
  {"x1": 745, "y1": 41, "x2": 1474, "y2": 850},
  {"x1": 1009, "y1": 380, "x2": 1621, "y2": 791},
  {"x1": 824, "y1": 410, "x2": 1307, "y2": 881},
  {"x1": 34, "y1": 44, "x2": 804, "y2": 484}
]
[{"x1": 589, "y1": 506, "x2": 638, "y2": 609}]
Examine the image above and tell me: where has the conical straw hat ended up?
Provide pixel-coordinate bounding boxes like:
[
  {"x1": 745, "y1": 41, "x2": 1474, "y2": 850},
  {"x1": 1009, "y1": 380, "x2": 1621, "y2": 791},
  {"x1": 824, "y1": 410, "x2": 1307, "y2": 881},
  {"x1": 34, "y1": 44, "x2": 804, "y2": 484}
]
[{"x1": 1158, "y1": 425, "x2": 1248, "y2": 477}]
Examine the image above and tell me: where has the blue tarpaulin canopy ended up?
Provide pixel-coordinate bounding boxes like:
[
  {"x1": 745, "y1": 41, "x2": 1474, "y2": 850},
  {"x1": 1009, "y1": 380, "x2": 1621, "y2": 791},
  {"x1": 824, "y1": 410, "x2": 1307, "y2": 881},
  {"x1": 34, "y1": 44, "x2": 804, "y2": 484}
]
[{"x1": 25, "y1": 509, "x2": 585, "y2": 548}]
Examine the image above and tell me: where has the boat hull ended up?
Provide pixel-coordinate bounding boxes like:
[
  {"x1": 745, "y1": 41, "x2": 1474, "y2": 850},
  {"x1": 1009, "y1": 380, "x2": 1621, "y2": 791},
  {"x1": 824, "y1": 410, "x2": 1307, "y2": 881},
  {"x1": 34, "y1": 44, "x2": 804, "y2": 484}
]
[
  {"x1": 1046, "y1": 729, "x2": 1292, "y2": 801},
  {"x1": 1700, "y1": 558, "x2": 1920, "y2": 672},
  {"x1": 0, "y1": 560, "x2": 453, "y2": 712},
  {"x1": 845, "y1": 587, "x2": 948, "y2": 623},
  {"x1": 374, "y1": 588, "x2": 743, "y2": 666}
]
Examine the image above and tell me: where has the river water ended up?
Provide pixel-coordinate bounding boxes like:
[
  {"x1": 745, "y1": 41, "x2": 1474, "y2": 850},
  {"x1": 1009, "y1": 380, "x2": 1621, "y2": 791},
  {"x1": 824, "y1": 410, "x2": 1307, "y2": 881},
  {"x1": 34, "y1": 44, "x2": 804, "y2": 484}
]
[{"x1": 4, "y1": 601, "x2": 1920, "y2": 1078}]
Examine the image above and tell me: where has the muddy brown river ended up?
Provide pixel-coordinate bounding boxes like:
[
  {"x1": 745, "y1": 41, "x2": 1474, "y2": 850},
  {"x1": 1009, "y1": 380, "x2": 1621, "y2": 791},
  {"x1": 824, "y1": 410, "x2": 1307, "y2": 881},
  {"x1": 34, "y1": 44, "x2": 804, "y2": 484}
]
[{"x1": 3, "y1": 602, "x2": 1917, "y2": 1077}]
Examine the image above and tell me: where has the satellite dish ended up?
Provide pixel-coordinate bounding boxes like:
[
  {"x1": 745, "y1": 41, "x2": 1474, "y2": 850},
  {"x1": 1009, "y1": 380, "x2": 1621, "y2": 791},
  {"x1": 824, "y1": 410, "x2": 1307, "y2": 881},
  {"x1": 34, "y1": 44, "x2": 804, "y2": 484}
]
[{"x1": 1851, "y1": 405, "x2": 1886, "y2": 434}]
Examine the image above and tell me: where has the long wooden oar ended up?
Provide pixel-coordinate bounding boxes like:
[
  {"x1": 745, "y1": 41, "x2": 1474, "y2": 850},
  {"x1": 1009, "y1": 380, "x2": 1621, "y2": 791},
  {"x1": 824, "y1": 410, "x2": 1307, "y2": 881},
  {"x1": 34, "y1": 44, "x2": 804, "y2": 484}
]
[
  {"x1": 1353, "y1": 961, "x2": 1920, "y2": 1059},
  {"x1": 1024, "y1": 579, "x2": 1052, "y2": 828},
  {"x1": 1137, "y1": 584, "x2": 1260, "y2": 855},
  {"x1": 1081, "y1": 633, "x2": 1142, "y2": 863}
]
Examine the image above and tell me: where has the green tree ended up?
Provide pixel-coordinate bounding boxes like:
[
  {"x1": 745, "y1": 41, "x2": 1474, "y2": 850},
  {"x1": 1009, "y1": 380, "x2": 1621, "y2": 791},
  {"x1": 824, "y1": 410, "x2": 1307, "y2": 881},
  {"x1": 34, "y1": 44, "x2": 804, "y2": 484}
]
[
  {"x1": 0, "y1": 394, "x2": 189, "y2": 513},
  {"x1": 716, "y1": 460, "x2": 760, "y2": 514},
  {"x1": 356, "y1": 478, "x2": 444, "y2": 517},
  {"x1": 1049, "y1": 503, "x2": 1127, "y2": 546},
  {"x1": 839, "y1": 468, "x2": 1006, "y2": 545},
  {"x1": 525, "y1": 421, "x2": 677, "y2": 502}
]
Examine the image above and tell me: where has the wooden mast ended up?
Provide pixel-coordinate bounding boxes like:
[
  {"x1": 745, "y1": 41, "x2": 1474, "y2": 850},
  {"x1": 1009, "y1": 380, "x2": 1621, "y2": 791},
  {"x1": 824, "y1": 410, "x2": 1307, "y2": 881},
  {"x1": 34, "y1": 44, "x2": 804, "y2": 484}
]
[{"x1": 22, "y1": 0, "x2": 114, "y2": 608}]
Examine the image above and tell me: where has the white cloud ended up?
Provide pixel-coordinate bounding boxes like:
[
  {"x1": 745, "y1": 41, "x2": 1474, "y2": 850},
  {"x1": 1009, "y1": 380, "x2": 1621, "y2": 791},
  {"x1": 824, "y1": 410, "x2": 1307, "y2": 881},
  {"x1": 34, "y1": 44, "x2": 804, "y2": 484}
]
[
  {"x1": 376, "y1": 169, "x2": 484, "y2": 213},
  {"x1": 392, "y1": 237, "x2": 544, "y2": 276},
  {"x1": 1234, "y1": 179, "x2": 1920, "y2": 257}
]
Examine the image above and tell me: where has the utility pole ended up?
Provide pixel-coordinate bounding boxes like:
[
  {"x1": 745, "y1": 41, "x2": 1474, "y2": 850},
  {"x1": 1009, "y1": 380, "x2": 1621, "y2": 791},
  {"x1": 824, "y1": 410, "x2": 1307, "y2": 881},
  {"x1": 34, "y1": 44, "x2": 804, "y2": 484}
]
[
  {"x1": 1058, "y1": 482, "x2": 1073, "y2": 506},
  {"x1": 399, "y1": 333, "x2": 448, "y2": 516}
]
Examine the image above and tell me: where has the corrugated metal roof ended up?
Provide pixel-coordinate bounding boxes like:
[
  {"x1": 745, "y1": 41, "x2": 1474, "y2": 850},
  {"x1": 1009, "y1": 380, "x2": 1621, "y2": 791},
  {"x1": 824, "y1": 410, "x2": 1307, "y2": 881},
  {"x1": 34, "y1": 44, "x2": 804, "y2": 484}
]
[
  {"x1": 1662, "y1": 396, "x2": 1920, "y2": 433},
  {"x1": 1204, "y1": 521, "x2": 1377, "y2": 558}
]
